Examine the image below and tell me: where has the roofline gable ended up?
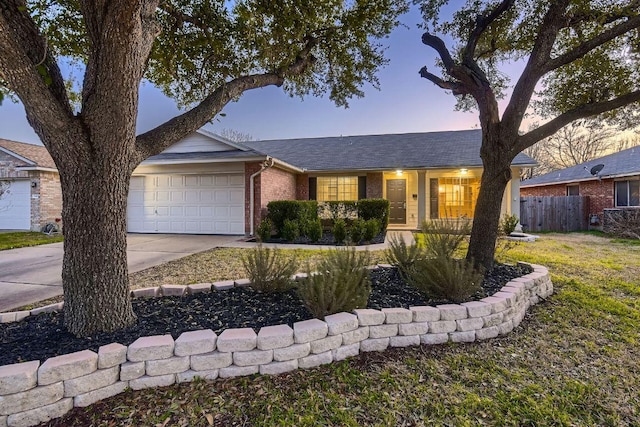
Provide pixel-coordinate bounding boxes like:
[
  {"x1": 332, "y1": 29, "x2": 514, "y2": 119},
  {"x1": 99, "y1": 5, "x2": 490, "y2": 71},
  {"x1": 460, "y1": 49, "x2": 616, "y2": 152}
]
[
  {"x1": 0, "y1": 146, "x2": 36, "y2": 166},
  {"x1": 195, "y1": 128, "x2": 254, "y2": 152}
]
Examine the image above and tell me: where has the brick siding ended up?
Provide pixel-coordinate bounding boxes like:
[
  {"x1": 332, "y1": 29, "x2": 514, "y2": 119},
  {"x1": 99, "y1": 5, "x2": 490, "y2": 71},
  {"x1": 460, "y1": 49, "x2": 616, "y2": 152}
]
[
  {"x1": 366, "y1": 172, "x2": 383, "y2": 198},
  {"x1": 296, "y1": 174, "x2": 309, "y2": 200}
]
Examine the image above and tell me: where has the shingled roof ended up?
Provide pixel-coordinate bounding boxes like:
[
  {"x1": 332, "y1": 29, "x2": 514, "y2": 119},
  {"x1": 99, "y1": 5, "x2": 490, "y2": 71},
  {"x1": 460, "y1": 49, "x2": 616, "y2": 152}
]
[
  {"x1": 0, "y1": 139, "x2": 56, "y2": 169},
  {"x1": 244, "y1": 129, "x2": 536, "y2": 171},
  {"x1": 521, "y1": 144, "x2": 640, "y2": 187}
]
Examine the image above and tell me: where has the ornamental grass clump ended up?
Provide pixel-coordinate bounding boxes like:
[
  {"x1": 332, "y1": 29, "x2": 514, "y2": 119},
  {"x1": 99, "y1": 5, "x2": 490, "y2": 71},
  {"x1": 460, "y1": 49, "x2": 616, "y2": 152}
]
[
  {"x1": 421, "y1": 217, "x2": 471, "y2": 258},
  {"x1": 407, "y1": 256, "x2": 483, "y2": 303},
  {"x1": 298, "y1": 248, "x2": 371, "y2": 318},
  {"x1": 241, "y1": 245, "x2": 298, "y2": 293},
  {"x1": 386, "y1": 233, "x2": 423, "y2": 281}
]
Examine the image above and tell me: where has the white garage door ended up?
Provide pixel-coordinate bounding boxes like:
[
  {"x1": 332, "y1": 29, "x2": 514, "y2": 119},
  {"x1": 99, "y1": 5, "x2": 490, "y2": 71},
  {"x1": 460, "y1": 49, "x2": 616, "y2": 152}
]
[
  {"x1": 0, "y1": 180, "x2": 31, "y2": 230},
  {"x1": 127, "y1": 174, "x2": 245, "y2": 235}
]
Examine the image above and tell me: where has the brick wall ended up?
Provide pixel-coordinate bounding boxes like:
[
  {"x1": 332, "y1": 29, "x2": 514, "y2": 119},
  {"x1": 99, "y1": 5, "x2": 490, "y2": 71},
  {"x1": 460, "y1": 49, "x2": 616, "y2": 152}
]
[
  {"x1": 296, "y1": 174, "x2": 309, "y2": 200},
  {"x1": 260, "y1": 167, "x2": 297, "y2": 213},
  {"x1": 35, "y1": 171, "x2": 63, "y2": 231},
  {"x1": 366, "y1": 172, "x2": 383, "y2": 198},
  {"x1": 244, "y1": 162, "x2": 262, "y2": 234},
  {"x1": 0, "y1": 151, "x2": 29, "y2": 179}
]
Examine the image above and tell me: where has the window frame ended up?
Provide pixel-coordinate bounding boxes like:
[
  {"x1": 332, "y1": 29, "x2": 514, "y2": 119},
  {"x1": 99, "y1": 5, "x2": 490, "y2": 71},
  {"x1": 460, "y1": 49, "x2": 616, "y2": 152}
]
[
  {"x1": 615, "y1": 178, "x2": 640, "y2": 207},
  {"x1": 566, "y1": 185, "x2": 579, "y2": 196},
  {"x1": 315, "y1": 176, "x2": 360, "y2": 202}
]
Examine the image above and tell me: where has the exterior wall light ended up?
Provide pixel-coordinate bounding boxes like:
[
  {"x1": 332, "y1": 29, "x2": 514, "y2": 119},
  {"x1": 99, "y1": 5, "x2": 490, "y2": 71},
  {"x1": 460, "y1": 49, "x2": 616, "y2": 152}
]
[{"x1": 395, "y1": 169, "x2": 403, "y2": 176}]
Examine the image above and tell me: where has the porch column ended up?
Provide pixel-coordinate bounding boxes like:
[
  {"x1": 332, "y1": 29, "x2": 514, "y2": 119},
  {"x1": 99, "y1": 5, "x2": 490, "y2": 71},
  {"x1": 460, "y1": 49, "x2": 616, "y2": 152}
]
[
  {"x1": 417, "y1": 171, "x2": 426, "y2": 225},
  {"x1": 510, "y1": 168, "x2": 522, "y2": 231}
]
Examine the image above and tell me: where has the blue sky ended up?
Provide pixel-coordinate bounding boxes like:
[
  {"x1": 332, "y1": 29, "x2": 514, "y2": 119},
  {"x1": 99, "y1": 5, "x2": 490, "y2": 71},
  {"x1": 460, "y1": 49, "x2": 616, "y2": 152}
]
[{"x1": 0, "y1": 5, "x2": 526, "y2": 145}]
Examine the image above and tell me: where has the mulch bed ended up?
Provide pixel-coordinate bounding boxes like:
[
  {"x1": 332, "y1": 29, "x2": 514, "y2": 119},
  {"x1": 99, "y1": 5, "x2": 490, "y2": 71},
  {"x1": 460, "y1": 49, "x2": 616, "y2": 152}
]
[
  {"x1": 257, "y1": 230, "x2": 386, "y2": 245},
  {"x1": 0, "y1": 264, "x2": 531, "y2": 366}
]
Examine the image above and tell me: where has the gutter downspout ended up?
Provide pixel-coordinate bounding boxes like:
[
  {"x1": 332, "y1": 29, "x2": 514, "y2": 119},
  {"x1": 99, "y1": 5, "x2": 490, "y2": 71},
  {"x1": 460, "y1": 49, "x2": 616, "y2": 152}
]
[{"x1": 250, "y1": 157, "x2": 275, "y2": 236}]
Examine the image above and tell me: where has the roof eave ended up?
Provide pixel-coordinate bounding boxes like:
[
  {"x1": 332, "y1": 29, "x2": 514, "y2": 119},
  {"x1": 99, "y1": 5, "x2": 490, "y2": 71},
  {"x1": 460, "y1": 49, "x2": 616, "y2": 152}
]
[{"x1": 0, "y1": 147, "x2": 36, "y2": 166}]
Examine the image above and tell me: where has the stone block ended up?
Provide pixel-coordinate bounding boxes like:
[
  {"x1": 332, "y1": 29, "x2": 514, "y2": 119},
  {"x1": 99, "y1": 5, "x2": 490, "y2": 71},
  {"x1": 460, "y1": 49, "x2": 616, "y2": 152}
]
[
  {"x1": 353, "y1": 309, "x2": 385, "y2": 326},
  {"x1": 127, "y1": 335, "x2": 174, "y2": 362},
  {"x1": 504, "y1": 281, "x2": 526, "y2": 290},
  {"x1": 14, "y1": 312, "x2": 30, "y2": 322},
  {"x1": 120, "y1": 362, "x2": 145, "y2": 381},
  {"x1": 482, "y1": 312, "x2": 504, "y2": 328},
  {"x1": 377, "y1": 263, "x2": 393, "y2": 269},
  {"x1": 360, "y1": 338, "x2": 389, "y2": 352},
  {"x1": 159, "y1": 285, "x2": 185, "y2": 296},
  {"x1": 298, "y1": 351, "x2": 333, "y2": 369},
  {"x1": 294, "y1": 319, "x2": 328, "y2": 343},
  {"x1": 131, "y1": 287, "x2": 160, "y2": 298},
  {"x1": 493, "y1": 291, "x2": 516, "y2": 306},
  {"x1": 475, "y1": 326, "x2": 500, "y2": 341},
  {"x1": 449, "y1": 331, "x2": 475, "y2": 343},
  {"x1": 98, "y1": 343, "x2": 127, "y2": 369},
  {"x1": 217, "y1": 328, "x2": 257, "y2": 352},
  {"x1": 0, "y1": 361, "x2": 39, "y2": 395},
  {"x1": 212, "y1": 280, "x2": 235, "y2": 291},
  {"x1": 382, "y1": 308, "x2": 412, "y2": 324},
  {"x1": 38, "y1": 350, "x2": 98, "y2": 385},
  {"x1": 129, "y1": 374, "x2": 175, "y2": 391},
  {"x1": 273, "y1": 343, "x2": 311, "y2": 362},
  {"x1": 420, "y1": 333, "x2": 449, "y2": 345},
  {"x1": 498, "y1": 320, "x2": 514, "y2": 335},
  {"x1": 63, "y1": 366, "x2": 119, "y2": 397},
  {"x1": 398, "y1": 322, "x2": 428, "y2": 336},
  {"x1": 389, "y1": 335, "x2": 420, "y2": 348},
  {"x1": 428, "y1": 320, "x2": 457, "y2": 334},
  {"x1": 146, "y1": 357, "x2": 190, "y2": 376},
  {"x1": 175, "y1": 329, "x2": 217, "y2": 356},
  {"x1": 73, "y1": 381, "x2": 128, "y2": 408},
  {"x1": 456, "y1": 317, "x2": 484, "y2": 332},
  {"x1": 436, "y1": 304, "x2": 468, "y2": 321},
  {"x1": 310, "y1": 335, "x2": 342, "y2": 354},
  {"x1": 219, "y1": 365, "x2": 259, "y2": 379},
  {"x1": 257, "y1": 325, "x2": 294, "y2": 350},
  {"x1": 341, "y1": 327, "x2": 370, "y2": 345},
  {"x1": 234, "y1": 278, "x2": 251, "y2": 288},
  {"x1": 0, "y1": 312, "x2": 15, "y2": 323},
  {"x1": 460, "y1": 301, "x2": 492, "y2": 318},
  {"x1": 368, "y1": 324, "x2": 398, "y2": 339},
  {"x1": 480, "y1": 296, "x2": 508, "y2": 313},
  {"x1": 6, "y1": 397, "x2": 72, "y2": 427},
  {"x1": 0, "y1": 382, "x2": 63, "y2": 415},
  {"x1": 187, "y1": 283, "x2": 212, "y2": 294},
  {"x1": 332, "y1": 344, "x2": 360, "y2": 361},
  {"x1": 191, "y1": 352, "x2": 233, "y2": 371},
  {"x1": 30, "y1": 302, "x2": 63, "y2": 316},
  {"x1": 410, "y1": 306, "x2": 440, "y2": 322},
  {"x1": 260, "y1": 360, "x2": 298, "y2": 376},
  {"x1": 324, "y1": 312, "x2": 358, "y2": 335},
  {"x1": 233, "y1": 349, "x2": 273, "y2": 367},
  {"x1": 0, "y1": 415, "x2": 6, "y2": 427},
  {"x1": 176, "y1": 369, "x2": 219, "y2": 383}
]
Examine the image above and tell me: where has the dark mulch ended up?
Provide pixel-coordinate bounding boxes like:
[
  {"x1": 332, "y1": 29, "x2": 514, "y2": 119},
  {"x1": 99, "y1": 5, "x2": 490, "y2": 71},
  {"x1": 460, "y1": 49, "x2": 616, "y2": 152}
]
[
  {"x1": 258, "y1": 230, "x2": 386, "y2": 246},
  {"x1": 0, "y1": 264, "x2": 531, "y2": 366}
]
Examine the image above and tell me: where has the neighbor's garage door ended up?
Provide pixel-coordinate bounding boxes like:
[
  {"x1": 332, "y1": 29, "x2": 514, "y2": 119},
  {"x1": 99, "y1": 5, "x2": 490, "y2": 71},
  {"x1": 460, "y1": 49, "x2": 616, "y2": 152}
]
[
  {"x1": 0, "y1": 180, "x2": 31, "y2": 230},
  {"x1": 127, "y1": 174, "x2": 245, "y2": 234}
]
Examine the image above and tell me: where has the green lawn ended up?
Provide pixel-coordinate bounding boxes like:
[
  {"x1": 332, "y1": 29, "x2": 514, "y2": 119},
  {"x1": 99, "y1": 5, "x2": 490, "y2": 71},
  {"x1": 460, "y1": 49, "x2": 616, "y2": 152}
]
[
  {"x1": 48, "y1": 233, "x2": 640, "y2": 426},
  {"x1": 0, "y1": 231, "x2": 63, "y2": 250}
]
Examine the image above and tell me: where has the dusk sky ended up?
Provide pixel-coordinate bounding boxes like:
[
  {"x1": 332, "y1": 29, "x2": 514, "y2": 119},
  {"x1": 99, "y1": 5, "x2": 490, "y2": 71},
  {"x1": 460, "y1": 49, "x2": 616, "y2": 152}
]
[{"x1": 0, "y1": 5, "x2": 528, "y2": 146}]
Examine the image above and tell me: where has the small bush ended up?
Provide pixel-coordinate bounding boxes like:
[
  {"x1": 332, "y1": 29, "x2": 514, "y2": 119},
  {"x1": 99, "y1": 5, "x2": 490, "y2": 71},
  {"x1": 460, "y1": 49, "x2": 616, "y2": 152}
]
[
  {"x1": 604, "y1": 209, "x2": 640, "y2": 240},
  {"x1": 281, "y1": 219, "x2": 300, "y2": 242},
  {"x1": 333, "y1": 218, "x2": 347, "y2": 244},
  {"x1": 421, "y1": 218, "x2": 471, "y2": 258},
  {"x1": 357, "y1": 199, "x2": 390, "y2": 230},
  {"x1": 363, "y1": 218, "x2": 381, "y2": 242},
  {"x1": 349, "y1": 219, "x2": 366, "y2": 244},
  {"x1": 256, "y1": 218, "x2": 273, "y2": 243},
  {"x1": 267, "y1": 200, "x2": 318, "y2": 233},
  {"x1": 386, "y1": 233, "x2": 423, "y2": 280},
  {"x1": 500, "y1": 213, "x2": 520, "y2": 235},
  {"x1": 407, "y1": 256, "x2": 483, "y2": 303},
  {"x1": 319, "y1": 201, "x2": 358, "y2": 221},
  {"x1": 242, "y1": 245, "x2": 298, "y2": 293},
  {"x1": 307, "y1": 218, "x2": 323, "y2": 242},
  {"x1": 297, "y1": 248, "x2": 371, "y2": 318}
]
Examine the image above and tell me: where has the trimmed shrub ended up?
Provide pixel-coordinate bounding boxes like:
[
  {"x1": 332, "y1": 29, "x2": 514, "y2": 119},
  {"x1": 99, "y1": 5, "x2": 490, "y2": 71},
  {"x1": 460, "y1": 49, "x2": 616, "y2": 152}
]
[
  {"x1": 242, "y1": 245, "x2": 298, "y2": 293},
  {"x1": 406, "y1": 256, "x2": 483, "y2": 303},
  {"x1": 421, "y1": 218, "x2": 471, "y2": 258},
  {"x1": 281, "y1": 219, "x2": 300, "y2": 242},
  {"x1": 267, "y1": 200, "x2": 318, "y2": 233},
  {"x1": 320, "y1": 201, "x2": 358, "y2": 221},
  {"x1": 307, "y1": 218, "x2": 323, "y2": 242},
  {"x1": 256, "y1": 218, "x2": 273, "y2": 243},
  {"x1": 349, "y1": 219, "x2": 366, "y2": 244},
  {"x1": 298, "y1": 248, "x2": 371, "y2": 317},
  {"x1": 333, "y1": 218, "x2": 347, "y2": 244},
  {"x1": 363, "y1": 218, "x2": 381, "y2": 242},
  {"x1": 386, "y1": 233, "x2": 423, "y2": 281},
  {"x1": 500, "y1": 213, "x2": 520, "y2": 236},
  {"x1": 357, "y1": 199, "x2": 390, "y2": 230}
]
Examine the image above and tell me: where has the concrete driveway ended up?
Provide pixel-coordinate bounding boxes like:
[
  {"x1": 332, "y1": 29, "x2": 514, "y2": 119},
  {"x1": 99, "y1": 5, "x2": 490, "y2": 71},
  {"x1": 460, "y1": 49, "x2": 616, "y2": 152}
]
[{"x1": 0, "y1": 234, "x2": 238, "y2": 312}]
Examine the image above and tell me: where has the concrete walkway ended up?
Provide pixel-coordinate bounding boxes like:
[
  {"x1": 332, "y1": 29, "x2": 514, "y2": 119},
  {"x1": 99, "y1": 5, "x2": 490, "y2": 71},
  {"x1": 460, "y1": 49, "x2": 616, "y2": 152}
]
[{"x1": 0, "y1": 231, "x2": 415, "y2": 312}]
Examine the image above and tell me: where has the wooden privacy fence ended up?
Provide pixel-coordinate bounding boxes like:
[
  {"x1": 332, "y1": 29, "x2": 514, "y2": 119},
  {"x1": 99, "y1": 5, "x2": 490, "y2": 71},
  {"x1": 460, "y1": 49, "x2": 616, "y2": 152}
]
[{"x1": 519, "y1": 196, "x2": 589, "y2": 232}]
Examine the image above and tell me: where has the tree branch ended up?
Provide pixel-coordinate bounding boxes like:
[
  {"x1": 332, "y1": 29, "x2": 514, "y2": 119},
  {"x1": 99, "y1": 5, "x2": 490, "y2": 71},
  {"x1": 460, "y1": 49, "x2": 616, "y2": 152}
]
[
  {"x1": 463, "y1": 0, "x2": 515, "y2": 64},
  {"x1": 421, "y1": 33, "x2": 455, "y2": 71},
  {"x1": 516, "y1": 90, "x2": 640, "y2": 153},
  {"x1": 419, "y1": 67, "x2": 468, "y2": 95}
]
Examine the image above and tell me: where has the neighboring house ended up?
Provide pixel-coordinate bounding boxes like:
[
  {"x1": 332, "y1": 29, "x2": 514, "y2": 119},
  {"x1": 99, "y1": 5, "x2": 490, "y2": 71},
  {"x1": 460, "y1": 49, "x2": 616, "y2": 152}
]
[
  {"x1": 0, "y1": 139, "x2": 62, "y2": 231},
  {"x1": 521, "y1": 145, "x2": 640, "y2": 223},
  {"x1": 130, "y1": 129, "x2": 535, "y2": 235}
]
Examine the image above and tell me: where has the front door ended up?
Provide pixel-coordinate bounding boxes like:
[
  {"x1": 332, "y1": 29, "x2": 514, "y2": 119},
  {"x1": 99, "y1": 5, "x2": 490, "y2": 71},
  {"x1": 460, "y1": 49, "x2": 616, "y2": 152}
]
[{"x1": 387, "y1": 179, "x2": 406, "y2": 224}]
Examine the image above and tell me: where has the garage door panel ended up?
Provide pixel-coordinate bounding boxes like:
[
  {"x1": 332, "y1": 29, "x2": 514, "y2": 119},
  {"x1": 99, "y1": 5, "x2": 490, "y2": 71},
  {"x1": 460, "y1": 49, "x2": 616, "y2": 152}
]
[
  {"x1": 127, "y1": 173, "x2": 244, "y2": 235},
  {"x1": 0, "y1": 180, "x2": 31, "y2": 230}
]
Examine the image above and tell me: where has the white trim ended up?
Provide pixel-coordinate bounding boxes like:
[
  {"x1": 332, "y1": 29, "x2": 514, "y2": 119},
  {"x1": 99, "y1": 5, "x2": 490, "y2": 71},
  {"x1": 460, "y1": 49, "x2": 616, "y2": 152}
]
[
  {"x1": 140, "y1": 156, "x2": 266, "y2": 166},
  {"x1": 15, "y1": 166, "x2": 58, "y2": 173},
  {"x1": 0, "y1": 147, "x2": 36, "y2": 165},
  {"x1": 195, "y1": 128, "x2": 252, "y2": 152},
  {"x1": 522, "y1": 172, "x2": 640, "y2": 188}
]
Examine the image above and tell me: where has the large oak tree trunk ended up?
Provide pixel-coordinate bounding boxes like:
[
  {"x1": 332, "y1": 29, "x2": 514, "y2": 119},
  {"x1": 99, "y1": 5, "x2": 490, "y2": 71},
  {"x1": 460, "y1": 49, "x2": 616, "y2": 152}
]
[
  {"x1": 466, "y1": 131, "x2": 514, "y2": 270},
  {"x1": 59, "y1": 140, "x2": 137, "y2": 337}
]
